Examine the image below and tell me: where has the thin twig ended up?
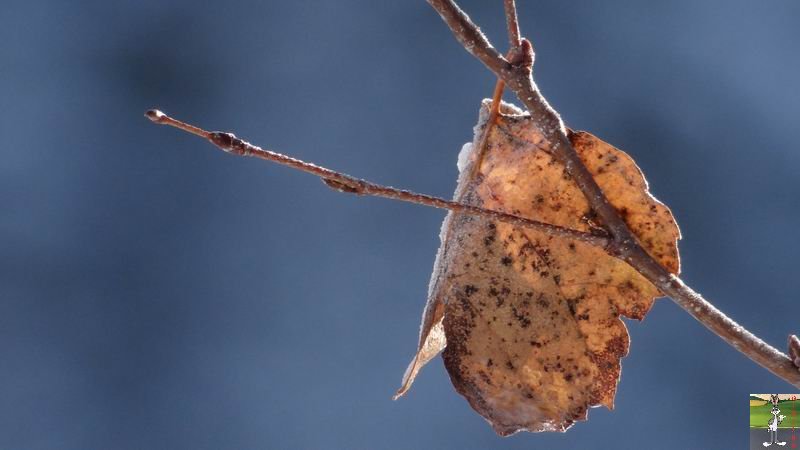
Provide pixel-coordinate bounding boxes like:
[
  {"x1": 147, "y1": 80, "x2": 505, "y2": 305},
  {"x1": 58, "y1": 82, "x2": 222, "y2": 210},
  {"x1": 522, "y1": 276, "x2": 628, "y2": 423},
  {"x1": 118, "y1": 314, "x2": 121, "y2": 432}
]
[
  {"x1": 426, "y1": 0, "x2": 800, "y2": 387},
  {"x1": 504, "y1": 0, "x2": 521, "y2": 48},
  {"x1": 145, "y1": 110, "x2": 609, "y2": 248}
]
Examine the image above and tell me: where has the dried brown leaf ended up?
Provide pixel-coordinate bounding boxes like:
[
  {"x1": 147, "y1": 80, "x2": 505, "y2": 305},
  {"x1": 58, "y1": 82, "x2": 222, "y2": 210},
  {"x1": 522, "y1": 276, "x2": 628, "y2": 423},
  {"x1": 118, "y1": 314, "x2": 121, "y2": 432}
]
[{"x1": 396, "y1": 101, "x2": 680, "y2": 435}]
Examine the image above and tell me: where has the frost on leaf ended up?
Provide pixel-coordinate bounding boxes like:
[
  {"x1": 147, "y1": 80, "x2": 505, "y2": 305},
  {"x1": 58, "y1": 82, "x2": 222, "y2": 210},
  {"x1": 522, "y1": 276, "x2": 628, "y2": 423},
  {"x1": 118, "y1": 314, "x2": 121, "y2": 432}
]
[{"x1": 395, "y1": 101, "x2": 681, "y2": 435}]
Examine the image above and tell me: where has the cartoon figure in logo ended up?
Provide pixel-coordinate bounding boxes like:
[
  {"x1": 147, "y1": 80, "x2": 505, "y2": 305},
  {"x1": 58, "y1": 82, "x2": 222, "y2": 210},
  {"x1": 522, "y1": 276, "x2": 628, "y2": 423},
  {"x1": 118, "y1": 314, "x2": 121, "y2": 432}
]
[{"x1": 764, "y1": 394, "x2": 787, "y2": 447}]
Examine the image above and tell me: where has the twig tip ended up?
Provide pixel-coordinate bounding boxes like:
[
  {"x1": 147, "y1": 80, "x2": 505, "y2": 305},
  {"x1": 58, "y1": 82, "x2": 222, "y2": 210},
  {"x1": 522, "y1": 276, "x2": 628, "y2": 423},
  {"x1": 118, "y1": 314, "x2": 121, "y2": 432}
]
[
  {"x1": 145, "y1": 109, "x2": 166, "y2": 123},
  {"x1": 144, "y1": 109, "x2": 211, "y2": 139}
]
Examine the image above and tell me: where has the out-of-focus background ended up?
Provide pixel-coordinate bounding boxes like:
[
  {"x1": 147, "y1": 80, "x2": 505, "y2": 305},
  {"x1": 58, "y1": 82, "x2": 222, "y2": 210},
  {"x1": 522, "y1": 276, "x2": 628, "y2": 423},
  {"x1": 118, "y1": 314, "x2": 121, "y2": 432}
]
[{"x1": 2, "y1": 1, "x2": 799, "y2": 449}]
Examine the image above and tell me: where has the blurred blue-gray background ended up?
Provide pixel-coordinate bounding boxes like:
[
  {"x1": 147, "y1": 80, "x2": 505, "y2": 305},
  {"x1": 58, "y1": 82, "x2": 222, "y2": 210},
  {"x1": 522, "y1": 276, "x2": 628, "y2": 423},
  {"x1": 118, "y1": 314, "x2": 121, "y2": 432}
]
[{"x1": 2, "y1": 1, "x2": 799, "y2": 449}]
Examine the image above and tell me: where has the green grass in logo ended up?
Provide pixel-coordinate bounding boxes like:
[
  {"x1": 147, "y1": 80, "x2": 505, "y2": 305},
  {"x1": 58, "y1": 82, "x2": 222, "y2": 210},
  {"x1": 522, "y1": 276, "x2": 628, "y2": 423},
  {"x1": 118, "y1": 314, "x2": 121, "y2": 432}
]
[{"x1": 750, "y1": 399, "x2": 798, "y2": 428}]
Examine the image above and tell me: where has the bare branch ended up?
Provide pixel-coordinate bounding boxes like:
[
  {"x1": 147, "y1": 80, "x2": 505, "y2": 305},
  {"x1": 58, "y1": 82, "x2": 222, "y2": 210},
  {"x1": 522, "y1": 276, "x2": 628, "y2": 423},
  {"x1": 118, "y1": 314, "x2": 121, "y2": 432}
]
[
  {"x1": 145, "y1": 110, "x2": 609, "y2": 248},
  {"x1": 426, "y1": 0, "x2": 800, "y2": 387},
  {"x1": 145, "y1": 1, "x2": 800, "y2": 388}
]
